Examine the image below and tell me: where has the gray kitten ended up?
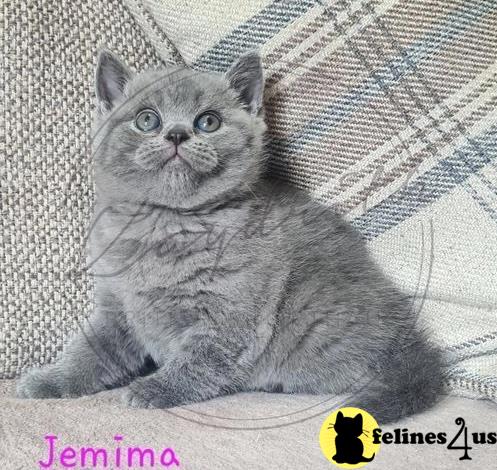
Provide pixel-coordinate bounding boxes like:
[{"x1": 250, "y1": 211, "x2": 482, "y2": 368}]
[{"x1": 17, "y1": 50, "x2": 444, "y2": 423}]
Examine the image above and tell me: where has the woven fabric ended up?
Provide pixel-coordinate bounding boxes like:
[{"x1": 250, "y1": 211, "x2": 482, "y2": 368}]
[
  {"x1": 1, "y1": 0, "x2": 497, "y2": 407},
  {"x1": 0, "y1": 0, "x2": 167, "y2": 378},
  {"x1": 2, "y1": 379, "x2": 497, "y2": 468}
]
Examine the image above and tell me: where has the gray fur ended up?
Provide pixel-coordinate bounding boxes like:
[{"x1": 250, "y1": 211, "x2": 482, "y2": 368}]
[{"x1": 17, "y1": 50, "x2": 444, "y2": 424}]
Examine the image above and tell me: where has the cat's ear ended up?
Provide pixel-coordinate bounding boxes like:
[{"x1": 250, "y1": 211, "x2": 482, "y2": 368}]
[
  {"x1": 225, "y1": 51, "x2": 264, "y2": 115},
  {"x1": 95, "y1": 49, "x2": 132, "y2": 112},
  {"x1": 336, "y1": 411, "x2": 344, "y2": 421},
  {"x1": 354, "y1": 413, "x2": 363, "y2": 426}
]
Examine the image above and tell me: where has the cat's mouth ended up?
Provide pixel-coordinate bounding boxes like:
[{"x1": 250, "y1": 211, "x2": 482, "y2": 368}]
[
  {"x1": 162, "y1": 149, "x2": 193, "y2": 170},
  {"x1": 163, "y1": 147, "x2": 182, "y2": 162}
]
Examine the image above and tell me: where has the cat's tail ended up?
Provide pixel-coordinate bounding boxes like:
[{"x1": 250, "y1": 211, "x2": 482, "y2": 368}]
[
  {"x1": 349, "y1": 328, "x2": 445, "y2": 425},
  {"x1": 360, "y1": 454, "x2": 375, "y2": 462}
]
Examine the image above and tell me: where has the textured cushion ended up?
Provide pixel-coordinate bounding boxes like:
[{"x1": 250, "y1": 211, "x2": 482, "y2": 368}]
[
  {"x1": 1, "y1": 380, "x2": 497, "y2": 468},
  {"x1": 1, "y1": 0, "x2": 497, "y2": 407},
  {"x1": 0, "y1": 0, "x2": 168, "y2": 378}
]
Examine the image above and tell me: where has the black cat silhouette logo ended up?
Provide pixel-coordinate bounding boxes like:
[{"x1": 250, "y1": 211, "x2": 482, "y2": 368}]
[
  {"x1": 332, "y1": 411, "x2": 375, "y2": 464},
  {"x1": 319, "y1": 407, "x2": 381, "y2": 468}
]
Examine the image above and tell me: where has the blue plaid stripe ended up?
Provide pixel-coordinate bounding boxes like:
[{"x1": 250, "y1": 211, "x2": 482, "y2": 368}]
[
  {"x1": 352, "y1": 126, "x2": 497, "y2": 239},
  {"x1": 193, "y1": 0, "x2": 319, "y2": 72}
]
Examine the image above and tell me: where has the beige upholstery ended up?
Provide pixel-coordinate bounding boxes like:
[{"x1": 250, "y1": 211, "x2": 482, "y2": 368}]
[{"x1": 1, "y1": 380, "x2": 497, "y2": 469}]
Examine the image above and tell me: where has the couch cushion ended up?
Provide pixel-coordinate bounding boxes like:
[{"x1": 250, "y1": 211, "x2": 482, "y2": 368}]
[
  {"x1": 1, "y1": 380, "x2": 497, "y2": 469},
  {"x1": 0, "y1": 0, "x2": 168, "y2": 378}
]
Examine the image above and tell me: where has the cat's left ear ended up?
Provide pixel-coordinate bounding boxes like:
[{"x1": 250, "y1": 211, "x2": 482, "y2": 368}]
[
  {"x1": 95, "y1": 49, "x2": 132, "y2": 112},
  {"x1": 225, "y1": 51, "x2": 264, "y2": 115}
]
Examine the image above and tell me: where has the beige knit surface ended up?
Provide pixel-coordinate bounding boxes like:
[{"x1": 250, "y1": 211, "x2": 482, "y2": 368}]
[{"x1": 0, "y1": 0, "x2": 168, "y2": 378}]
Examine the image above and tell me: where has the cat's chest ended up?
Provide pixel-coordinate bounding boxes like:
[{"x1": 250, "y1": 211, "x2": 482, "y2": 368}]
[{"x1": 88, "y1": 204, "x2": 244, "y2": 290}]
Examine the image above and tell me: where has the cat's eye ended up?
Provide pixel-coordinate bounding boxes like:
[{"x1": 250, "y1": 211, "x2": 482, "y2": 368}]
[
  {"x1": 135, "y1": 109, "x2": 161, "y2": 132},
  {"x1": 195, "y1": 112, "x2": 222, "y2": 133}
]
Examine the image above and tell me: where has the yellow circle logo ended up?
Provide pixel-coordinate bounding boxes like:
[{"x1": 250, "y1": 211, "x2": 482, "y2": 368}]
[{"x1": 319, "y1": 407, "x2": 381, "y2": 468}]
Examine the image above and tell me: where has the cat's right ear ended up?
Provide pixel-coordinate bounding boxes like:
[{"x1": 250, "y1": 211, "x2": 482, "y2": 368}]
[
  {"x1": 336, "y1": 411, "x2": 344, "y2": 421},
  {"x1": 225, "y1": 51, "x2": 264, "y2": 115},
  {"x1": 95, "y1": 49, "x2": 131, "y2": 112}
]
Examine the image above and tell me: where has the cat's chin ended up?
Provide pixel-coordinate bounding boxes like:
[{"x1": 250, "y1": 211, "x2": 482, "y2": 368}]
[{"x1": 145, "y1": 171, "x2": 209, "y2": 209}]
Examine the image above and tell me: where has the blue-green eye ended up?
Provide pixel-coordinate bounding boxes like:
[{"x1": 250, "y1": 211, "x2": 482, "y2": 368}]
[
  {"x1": 135, "y1": 109, "x2": 161, "y2": 132},
  {"x1": 195, "y1": 112, "x2": 222, "y2": 133}
]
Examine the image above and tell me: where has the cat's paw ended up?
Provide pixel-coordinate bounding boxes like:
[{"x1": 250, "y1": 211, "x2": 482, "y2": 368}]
[
  {"x1": 16, "y1": 366, "x2": 62, "y2": 399},
  {"x1": 122, "y1": 377, "x2": 179, "y2": 409}
]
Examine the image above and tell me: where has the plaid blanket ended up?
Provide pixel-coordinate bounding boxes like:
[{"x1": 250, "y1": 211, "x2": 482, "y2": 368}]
[{"x1": 1, "y1": 0, "x2": 496, "y2": 403}]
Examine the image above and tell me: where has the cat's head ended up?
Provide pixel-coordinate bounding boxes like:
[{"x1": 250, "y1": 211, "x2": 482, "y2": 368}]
[
  {"x1": 92, "y1": 50, "x2": 266, "y2": 209},
  {"x1": 334, "y1": 411, "x2": 363, "y2": 437}
]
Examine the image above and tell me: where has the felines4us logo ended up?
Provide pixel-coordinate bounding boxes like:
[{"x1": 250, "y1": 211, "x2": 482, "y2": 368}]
[{"x1": 319, "y1": 407, "x2": 495, "y2": 468}]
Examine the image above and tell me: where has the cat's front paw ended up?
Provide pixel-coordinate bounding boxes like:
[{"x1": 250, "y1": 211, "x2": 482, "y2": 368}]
[
  {"x1": 122, "y1": 377, "x2": 180, "y2": 409},
  {"x1": 16, "y1": 366, "x2": 62, "y2": 399}
]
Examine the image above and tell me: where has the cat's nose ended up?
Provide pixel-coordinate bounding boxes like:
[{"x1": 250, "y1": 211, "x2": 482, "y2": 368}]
[{"x1": 166, "y1": 125, "x2": 191, "y2": 145}]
